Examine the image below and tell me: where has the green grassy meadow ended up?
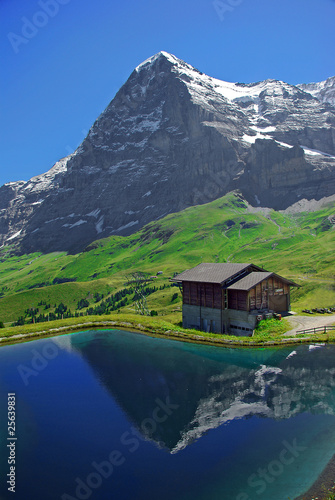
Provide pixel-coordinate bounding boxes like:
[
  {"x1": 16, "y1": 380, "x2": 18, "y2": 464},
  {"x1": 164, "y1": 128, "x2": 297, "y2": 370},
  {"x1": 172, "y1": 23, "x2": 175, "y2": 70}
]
[{"x1": 0, "y1": 192, "x2": 334, "y2": 328}]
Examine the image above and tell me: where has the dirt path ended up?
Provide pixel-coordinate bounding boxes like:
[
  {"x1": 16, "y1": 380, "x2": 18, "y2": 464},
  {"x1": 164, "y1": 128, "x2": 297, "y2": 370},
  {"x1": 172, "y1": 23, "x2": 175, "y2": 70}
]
[
  {"x1": 266, "y1": 214, "x2": 281, "y2": 233},
  {"x1": 284, "y1": 313, "x2": 335, "y2": 336}
]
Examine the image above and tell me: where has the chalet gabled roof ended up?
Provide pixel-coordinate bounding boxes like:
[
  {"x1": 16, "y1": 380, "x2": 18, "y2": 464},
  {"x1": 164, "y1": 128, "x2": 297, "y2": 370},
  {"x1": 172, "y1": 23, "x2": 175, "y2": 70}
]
[
  {"x1": 172, "y1": 263, "x2": 259, "y2": 285},
  {"x1": 227, "y1": 271, "x2": 300, "y2": 290},
  {"x1": 227, "y1": 272, "x2": 273, "y2": 291},
  {"x1": 172, "y1": 263, "x2": 300, "y2": 288}
]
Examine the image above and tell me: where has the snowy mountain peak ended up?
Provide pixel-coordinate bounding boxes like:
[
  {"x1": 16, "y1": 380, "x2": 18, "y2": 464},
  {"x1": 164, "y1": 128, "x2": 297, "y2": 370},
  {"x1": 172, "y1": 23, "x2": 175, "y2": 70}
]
[
  {"x1": 0, "y1": 53, "x2": 334, "y2": 254},
  {"x1": 298, "y1": 75, "x2": 335, "y2": 91},
  {"x1": 297, "y1": 76, "x2": 335, "y2": 107},
  {"x1": 135, "y1": 53, "x2": 300, "y2": 112},
  {"x1": 134, "y1": 51, "x2": 204, "y2": 81},
  {"x1": 135, "y1": 51, "x2": 182, "y2": 72}
]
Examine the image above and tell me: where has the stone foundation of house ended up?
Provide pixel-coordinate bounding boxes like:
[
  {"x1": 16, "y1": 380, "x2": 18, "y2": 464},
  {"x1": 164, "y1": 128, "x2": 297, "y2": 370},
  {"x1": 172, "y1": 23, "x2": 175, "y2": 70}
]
[{"x1": 182, "y1": 304, "x2": 260, "y2": 336}]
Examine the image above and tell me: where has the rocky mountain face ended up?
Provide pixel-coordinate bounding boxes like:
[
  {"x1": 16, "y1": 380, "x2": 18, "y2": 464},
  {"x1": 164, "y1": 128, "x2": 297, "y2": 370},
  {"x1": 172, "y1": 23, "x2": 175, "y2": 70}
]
[
  {"x1": 1, "y1": 51, "x2": 335, "y2": 254},
  {"x1": 297, "y1": 76, "x2": 335, "y2": 107}
]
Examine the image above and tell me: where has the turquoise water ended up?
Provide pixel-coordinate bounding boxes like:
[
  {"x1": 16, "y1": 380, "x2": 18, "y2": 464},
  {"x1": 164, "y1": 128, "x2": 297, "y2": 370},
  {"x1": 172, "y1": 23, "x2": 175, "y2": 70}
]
[{"x1": 1, "y1": 330, "x2": 335, "y2": 500}]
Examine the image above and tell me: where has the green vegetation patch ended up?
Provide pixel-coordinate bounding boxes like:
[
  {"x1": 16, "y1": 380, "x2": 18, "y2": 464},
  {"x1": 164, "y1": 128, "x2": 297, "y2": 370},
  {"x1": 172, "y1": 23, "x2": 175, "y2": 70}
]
[
  {"x1": 254, "y1": 318, "x2": 291, "y2": 339},
  {"x1": 0, "y1": 192, "x2": 334, "y2": 326}
]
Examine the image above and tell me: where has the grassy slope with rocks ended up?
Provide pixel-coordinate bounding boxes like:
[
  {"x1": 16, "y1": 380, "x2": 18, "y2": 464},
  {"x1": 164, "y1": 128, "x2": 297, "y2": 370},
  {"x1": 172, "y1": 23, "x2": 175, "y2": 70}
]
[{"x1": 0, "y1": 192, "x2": 334, "y2": 328}]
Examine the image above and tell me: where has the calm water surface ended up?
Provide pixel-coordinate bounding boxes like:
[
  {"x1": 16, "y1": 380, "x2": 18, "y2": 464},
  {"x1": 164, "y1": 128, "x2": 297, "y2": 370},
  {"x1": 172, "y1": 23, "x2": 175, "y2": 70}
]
[{"x1": 1, "y1": 329, "x2": 335, "y2": 500}]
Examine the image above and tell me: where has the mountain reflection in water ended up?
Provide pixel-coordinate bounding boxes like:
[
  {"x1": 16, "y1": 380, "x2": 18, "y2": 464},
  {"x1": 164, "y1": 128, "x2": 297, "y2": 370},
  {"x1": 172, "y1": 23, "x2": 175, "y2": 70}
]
[
  {"x1": 71, "y1": 331, "x2": 335, "y2": 453},
  {"x1": 1, "y1": 330, "x2": 335, "y2": 500}
]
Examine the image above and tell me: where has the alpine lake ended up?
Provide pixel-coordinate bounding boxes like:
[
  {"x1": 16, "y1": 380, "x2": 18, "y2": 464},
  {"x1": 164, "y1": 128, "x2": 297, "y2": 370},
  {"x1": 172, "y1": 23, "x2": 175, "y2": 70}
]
[{"x1": 1, "y1": 328, "x2": 335, "y2": 500}]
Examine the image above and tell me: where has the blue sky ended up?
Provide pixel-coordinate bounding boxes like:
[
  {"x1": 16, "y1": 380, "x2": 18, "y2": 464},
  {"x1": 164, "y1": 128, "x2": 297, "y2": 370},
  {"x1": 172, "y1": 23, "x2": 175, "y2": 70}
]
[{"x1": 1, "y1": 0, "x2": 334, "y2": 187}]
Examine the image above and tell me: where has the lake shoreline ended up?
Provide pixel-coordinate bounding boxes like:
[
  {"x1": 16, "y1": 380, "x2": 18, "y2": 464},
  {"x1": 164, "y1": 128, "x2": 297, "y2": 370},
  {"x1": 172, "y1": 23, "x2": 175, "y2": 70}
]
[
  {"x1": 0, "y1": 317, "x2": 333, "y2": 348},
  {"x1": 295, "y1": 453, "x2": 335, "y2": 500},
  {"x1": 1, "y1": 319, "x2": 335, "y2": 499}
]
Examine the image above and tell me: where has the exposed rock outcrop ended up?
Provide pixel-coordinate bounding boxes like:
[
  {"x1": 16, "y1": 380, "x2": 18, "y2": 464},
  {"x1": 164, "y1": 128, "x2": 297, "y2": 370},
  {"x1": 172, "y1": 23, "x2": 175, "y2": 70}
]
[{"x1": 0, "y1": 52, "x2": 334, "y2": 253}]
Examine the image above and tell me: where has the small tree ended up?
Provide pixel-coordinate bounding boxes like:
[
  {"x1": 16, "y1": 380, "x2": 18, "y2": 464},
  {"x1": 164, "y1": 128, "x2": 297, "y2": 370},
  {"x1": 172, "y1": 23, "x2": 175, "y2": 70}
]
[
  {"x1": 55, "y1": 303, "x2": 67, "y2": 315},
  {"x1": 0, "y1": 321, "x2": 4, "y2": 328}
]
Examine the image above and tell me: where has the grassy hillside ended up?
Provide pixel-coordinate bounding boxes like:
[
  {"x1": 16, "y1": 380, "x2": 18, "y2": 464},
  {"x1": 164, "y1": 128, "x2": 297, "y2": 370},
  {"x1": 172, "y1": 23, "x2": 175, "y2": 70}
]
[{"x1": 0, "y1": 192, "x2": 334, "y2": 326}]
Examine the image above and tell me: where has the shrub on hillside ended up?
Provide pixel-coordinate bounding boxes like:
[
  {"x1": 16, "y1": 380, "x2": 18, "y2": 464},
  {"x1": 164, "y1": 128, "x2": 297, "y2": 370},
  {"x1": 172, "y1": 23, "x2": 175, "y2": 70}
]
[{"x1": 77, "y1": 299, "x2": 89, "y2": 310}]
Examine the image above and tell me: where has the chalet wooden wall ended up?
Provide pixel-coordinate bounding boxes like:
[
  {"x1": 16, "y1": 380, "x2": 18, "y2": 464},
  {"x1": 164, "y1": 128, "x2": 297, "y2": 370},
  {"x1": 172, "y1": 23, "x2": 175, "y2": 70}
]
[
  {"x1": 182, "y1": 276, "x2": 290, "y2": 313},
  {"x1": 268, "y1": 276, "x2": 289, "y2": 295},
  {"x1": 248, "y1": 282, "x2": 268, "y2": 310},
  {"x1": 248, "y1": 277, "x2": 289, "y2": 311},
  {"x1": 228, "y1": 290, "x2": 248, "y2": 311},
  {"x1": 182, "y1": 282, "x2": 222, "y2": 309}
]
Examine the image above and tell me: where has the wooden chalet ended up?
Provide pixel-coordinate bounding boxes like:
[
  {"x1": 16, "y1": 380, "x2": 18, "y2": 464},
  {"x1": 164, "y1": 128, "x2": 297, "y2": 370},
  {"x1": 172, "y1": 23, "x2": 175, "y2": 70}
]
[{"x1": 172, "y1": 263, "x2": 299, "y2": 336}]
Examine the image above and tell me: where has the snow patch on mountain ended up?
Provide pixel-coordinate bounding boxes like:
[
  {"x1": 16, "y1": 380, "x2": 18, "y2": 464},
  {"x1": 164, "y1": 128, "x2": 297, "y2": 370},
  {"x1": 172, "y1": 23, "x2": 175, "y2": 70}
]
[
  {"x1": 302, "y1": 146, "x2": 335, "y2": 158},
  {"x1": 135, "y1": 51, "x2": 194, "y2": 73},
  {"x1": 95, "y1": 216, "x2": 104, "y2": 234},
  {"x1": 21, "y1": 155, "x2": 73, "y2": 194},
  {"x1": 63, "y1": 219, "x2": 87, "y2": 229},
  {"x1": 242, "y1": 133, "x2": 272, "y2": 143},
  {"x1": 114, "y1": 220, "x2": 139, "y2": 232},
  {"x1": 298, "y1": 76, "x2": 335, "y2": 107},
  {"x1": 250, "y1": 126, "x2": 276, "y2": 133},
  {"x1": 81, "y1": 166, "x2": 101, "y2": 175},
  {"x1": 87, "y1": 209, "x2": 101, "y2": 218},
  {"x1": 6, "y1": 230, "x2": 22, "y2": 241},
  {"x1": 275, "y1": 141, "x2": 294, "y2": 149}
]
